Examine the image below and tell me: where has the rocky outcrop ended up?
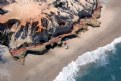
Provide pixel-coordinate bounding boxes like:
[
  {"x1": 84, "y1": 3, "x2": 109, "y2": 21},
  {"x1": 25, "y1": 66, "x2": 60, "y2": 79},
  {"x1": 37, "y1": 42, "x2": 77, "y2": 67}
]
[
  {"x1": 0, "y1": 0, "x2": 103, "y2": 64},
  {"x1": 0, "y1": 8, "x2": 8, "y2": 15},
  {"x1": 0, "y1": 0, "x2": 15, "y2": 6}
]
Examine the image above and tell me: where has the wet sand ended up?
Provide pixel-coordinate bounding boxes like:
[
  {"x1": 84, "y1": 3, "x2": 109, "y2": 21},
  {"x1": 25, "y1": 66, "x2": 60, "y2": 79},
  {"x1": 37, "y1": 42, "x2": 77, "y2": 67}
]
[{"x1": 0, "y1": 0, "x2": 121, "y2": 81}]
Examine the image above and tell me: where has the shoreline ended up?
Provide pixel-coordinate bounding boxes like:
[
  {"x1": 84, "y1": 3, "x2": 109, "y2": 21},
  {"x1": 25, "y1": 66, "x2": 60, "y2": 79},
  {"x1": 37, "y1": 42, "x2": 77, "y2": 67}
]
[{"x1": 0, "y1": 0, "x2": 121, "y2": 81}]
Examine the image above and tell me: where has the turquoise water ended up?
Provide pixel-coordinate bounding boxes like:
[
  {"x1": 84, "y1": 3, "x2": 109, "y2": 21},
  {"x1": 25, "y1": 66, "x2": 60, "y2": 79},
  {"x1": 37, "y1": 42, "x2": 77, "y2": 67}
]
[
  {"x1": 76, "y1": 41, "x2": 121, "y2": 81},
  {"x1": 54, "y1": 37, "x2": 121, "y2": 81}
]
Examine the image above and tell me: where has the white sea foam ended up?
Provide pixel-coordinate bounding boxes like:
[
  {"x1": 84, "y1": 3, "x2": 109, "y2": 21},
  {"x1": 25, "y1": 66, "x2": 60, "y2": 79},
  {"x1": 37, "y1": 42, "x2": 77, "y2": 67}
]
[{"x1": 53, "y1": 37, "x2": 121, "y2": 81}]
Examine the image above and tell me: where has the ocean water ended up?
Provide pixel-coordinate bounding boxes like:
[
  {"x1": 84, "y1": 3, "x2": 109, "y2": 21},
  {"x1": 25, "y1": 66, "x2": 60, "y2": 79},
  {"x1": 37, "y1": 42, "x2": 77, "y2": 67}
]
[
  {"x1": 1, "y1": 37, "x2": 120, "y2": 81},
  {"x1": 53, "y1": 37, "x2": 121, "y2": 81},
  {"x1": 76, "y1": 40, "x2": 121, "y2": 81}
]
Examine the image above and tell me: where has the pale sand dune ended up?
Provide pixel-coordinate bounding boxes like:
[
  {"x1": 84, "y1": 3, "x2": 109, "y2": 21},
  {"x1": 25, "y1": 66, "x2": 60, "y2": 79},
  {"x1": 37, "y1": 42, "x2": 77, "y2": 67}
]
[{"x1": 0, "y1": 0, "x2": 121, "y2": 81}]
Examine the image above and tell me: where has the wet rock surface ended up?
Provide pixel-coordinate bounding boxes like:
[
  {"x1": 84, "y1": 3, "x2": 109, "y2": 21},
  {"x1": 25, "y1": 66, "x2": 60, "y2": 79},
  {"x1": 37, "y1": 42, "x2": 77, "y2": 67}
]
[{"x1": 0, "y1": 0, "x2": 103, "y2": 63}]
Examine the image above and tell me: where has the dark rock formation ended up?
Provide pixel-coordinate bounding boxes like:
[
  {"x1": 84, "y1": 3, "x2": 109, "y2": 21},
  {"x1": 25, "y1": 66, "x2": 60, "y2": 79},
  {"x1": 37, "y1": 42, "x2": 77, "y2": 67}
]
[
  {"x1": 0, "y1": 0, "x2": 15, "y2": 6},
  {"x1": 0, "y1": 0, "x2": 103, "y2": 64},
  {"x1": 0, "y1": 8, "x2": 8, "y2": 15}
]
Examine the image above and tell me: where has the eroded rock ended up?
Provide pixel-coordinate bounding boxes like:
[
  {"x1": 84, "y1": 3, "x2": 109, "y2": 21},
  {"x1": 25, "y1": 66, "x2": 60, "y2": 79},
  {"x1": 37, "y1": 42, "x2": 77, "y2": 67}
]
[
  {"x1": 0, "y1": 0, "x2": 103, "y2": 64},
  {"x1": 0, "y1": 0, "x2": 16, "y2": 6}
]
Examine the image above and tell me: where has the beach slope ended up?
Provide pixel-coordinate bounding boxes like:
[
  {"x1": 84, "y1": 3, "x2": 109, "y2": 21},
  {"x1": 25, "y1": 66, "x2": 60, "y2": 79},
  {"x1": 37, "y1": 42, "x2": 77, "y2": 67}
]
[{"x1": 0, "y1": 0, "x2": 121, "y2": 81}]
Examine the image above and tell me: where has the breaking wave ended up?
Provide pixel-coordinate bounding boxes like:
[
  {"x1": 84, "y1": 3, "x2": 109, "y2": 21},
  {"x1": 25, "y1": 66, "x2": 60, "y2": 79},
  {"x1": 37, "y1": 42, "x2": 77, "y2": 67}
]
[{"x1": 53, "y1": 37, "x2": 121, "y2": 81}]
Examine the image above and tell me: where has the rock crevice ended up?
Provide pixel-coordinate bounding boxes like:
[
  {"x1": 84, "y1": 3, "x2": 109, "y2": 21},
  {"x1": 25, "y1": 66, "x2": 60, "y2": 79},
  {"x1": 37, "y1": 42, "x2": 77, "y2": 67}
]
[{"x1": 0, "y1": 0, "x2": 103, "y2": 63}]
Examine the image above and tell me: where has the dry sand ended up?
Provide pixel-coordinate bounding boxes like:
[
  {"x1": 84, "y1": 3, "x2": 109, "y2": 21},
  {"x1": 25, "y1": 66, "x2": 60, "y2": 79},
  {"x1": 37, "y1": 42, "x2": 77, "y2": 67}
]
[{"x1": 0, "y1": 0, "x2": 121, "y2": 81}]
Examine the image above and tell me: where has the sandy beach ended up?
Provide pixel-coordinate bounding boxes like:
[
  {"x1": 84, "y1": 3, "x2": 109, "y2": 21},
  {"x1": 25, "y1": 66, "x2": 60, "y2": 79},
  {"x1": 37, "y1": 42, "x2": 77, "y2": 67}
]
[{"x1": 0, "y1": 0, "x2": 121, "y2": 81}]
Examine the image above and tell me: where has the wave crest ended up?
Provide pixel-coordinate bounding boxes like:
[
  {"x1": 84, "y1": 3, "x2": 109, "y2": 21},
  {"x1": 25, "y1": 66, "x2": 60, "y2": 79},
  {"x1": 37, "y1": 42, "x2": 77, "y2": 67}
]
[{"x1": 53, "y1": 37, "x2": 121, "y2": 81}]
